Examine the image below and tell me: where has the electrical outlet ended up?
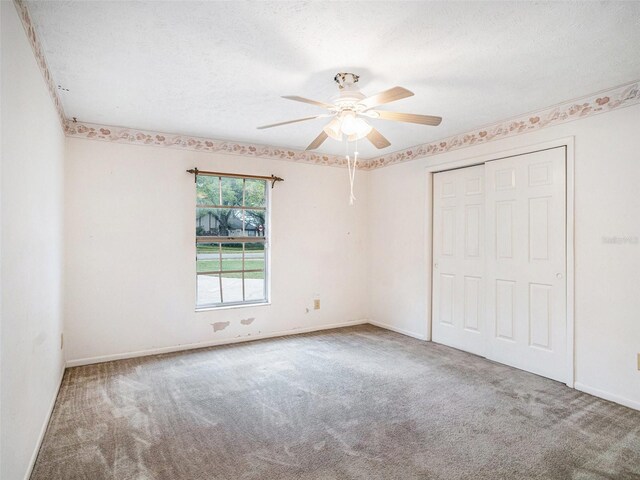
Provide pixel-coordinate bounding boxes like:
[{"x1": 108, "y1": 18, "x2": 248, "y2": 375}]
[{"x1": 314, "y1": 299, "x2": 321, "y2": 310}]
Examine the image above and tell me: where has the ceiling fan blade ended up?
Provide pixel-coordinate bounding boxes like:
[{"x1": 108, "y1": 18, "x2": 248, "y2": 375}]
[
  {"x1": 359, "y1": 86, "x2": 414, "y2": 109},
  {"x1": 306, "y1": 131, "x2": 329, "y2": 150},
  {"x1": 366, "y1": 128, "x2": 391, "y2": 149},
  {"x1": 282, "y1": 95, "x2": 335, "y2": 110},
  {"x1": 374, "y1": 111, "x2": 442, "y2": 126},
  {"x1": 257, "y1": 115, "x2": 320, "y2": 130}
]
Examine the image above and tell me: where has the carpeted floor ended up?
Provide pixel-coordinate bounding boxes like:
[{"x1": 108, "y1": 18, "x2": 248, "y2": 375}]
[{"x1": 31, "y1": 325, "x2": 640, "y2": 479}]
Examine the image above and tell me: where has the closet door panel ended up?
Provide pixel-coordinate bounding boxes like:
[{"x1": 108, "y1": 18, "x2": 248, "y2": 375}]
[
  {"x1": 485, "y1": 147, "x2": 567, "y2": 382},
  {"x1": 432, "y1": 165, "x2": 485, "y2": 356}
]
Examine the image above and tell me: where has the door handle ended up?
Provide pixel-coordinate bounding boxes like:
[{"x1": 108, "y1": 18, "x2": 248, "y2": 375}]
[
  {"x1": 434, "y1": 263, "x2": 439, "y2": 269},
  {"x1": 556, "y1": 273, "x2": 563, "y2": 279}
]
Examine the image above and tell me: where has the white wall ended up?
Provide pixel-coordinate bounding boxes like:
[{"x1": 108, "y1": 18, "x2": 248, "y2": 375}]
[
  {"x1": 64, "y1": 138, "x2": 370, "y2": 364},
  {"x1": 1, "y1": 2, "x2": 66, "y2": 479},
  {"x1": 369, "y1": 103, "x2": 640, "y2": 409}
]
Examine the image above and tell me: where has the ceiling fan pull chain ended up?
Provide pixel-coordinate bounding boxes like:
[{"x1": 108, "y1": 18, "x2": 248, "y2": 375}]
[{"x1": 346, "y1": 137, "x2": 358, "y2": 205}]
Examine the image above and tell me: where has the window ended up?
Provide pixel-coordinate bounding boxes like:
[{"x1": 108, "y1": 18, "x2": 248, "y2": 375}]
[{"x1": 195, "y1": 174, "x2": 268, "y2": 309}]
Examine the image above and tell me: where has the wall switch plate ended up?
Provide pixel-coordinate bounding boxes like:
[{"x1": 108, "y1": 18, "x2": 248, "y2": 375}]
[{"x1": 313, "y1": 299, "x2": 320, "y2": 310}]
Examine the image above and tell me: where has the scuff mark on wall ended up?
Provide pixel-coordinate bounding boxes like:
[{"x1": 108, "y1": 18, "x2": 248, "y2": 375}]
[
  {"x1": 240, "y1": 317, "x2": 255, "y2": 326},
  {"x1": 211, "y1": 321, "x2": 230, "y2": 332}
]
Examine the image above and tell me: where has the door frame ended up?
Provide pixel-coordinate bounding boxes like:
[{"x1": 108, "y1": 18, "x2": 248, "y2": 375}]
[{"x1": 424, "y1": 136, "x2": 575, "y2": 387}]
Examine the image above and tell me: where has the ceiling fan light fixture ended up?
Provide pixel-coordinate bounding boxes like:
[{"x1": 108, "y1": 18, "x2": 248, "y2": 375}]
[
  {"x1": 341, "y1": 112, "x2": 371, "y2": 140},
  {"x1": 353, "y1": 118, "x2": 372, "y2": 138},
  {"x1": 339, "y1": 111, "x2": 357, "y2": 135}
]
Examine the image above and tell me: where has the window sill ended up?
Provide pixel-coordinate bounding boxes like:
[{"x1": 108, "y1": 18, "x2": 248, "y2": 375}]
[{"x1": 195, "y1": 302, "x2": 271, "y2": 313}]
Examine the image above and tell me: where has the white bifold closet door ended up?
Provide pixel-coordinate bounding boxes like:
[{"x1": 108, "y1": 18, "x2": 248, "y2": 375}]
[
  {"x1": 432, "y1": 147, "x2": 567, "y2": 383},
  {"x1": 485, "y1": 148, "x2": 566, "y2": 382},
  {"x1": 432, "y1": 165, "x2": 486, "y2": 356}
]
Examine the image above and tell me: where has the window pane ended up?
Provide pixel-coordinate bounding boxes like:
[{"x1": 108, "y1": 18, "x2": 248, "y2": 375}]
[
  {"x1": 196, "y1": 208, "x2": 217, "y2": 236},
  {"x1": 221, "y1": 243, "x2": 243, "y2": 272},
  {"x1": 221, "y1": 177, "x2": 243, "y2": 206},
  {"x1": 196, "y1": 208, "x2": 243, "y2": 236},
  {"x1": 197, "y1": 243, "x2": 220, "y2": 272},
  {"x1": 197, "y1": 274, "x2": 221, "y2": 306},
  {"x1": 244, "y1": 242, "x2": 265, "y2": 273},
  {"x1": 245, "y1": 179, "x2": 266, "y2": 208},
  {"x1": 244, "y1": 271, "x2": 266, "y2": 302},
  {"x1": 245, "y1": 210, "x2": 266, "y2": 237},
  {"x1": 196, "y1": 175, "x2": 220, "y2": 205},
  {"x1": 220, "y1": 274, "x2": 243, "y2": 303}
]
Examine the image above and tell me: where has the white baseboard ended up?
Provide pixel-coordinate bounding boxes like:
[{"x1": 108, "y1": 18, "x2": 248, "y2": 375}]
[
  {"x1": 367, "y1": 320, "x2": 427, "y2": 341},
  {"x1": 23, "y1": 365, "x2": 65, "y2": 480},
  {"x1": 66, "y1": 319, "x2": 368, "y2": 367},
  {"x1": 574, "y1": 382, "x2": 640, "y2": 411}
]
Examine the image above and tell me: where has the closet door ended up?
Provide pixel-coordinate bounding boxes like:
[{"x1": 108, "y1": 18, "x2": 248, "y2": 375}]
[
  {"x1": 485, "y1": 147, "x2": 567, "y2": 382},
  {"x1": 432, "y1": 165, "x2": 485, "y2": 356}
]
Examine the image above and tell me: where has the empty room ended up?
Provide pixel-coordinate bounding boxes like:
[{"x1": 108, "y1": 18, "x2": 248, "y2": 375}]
[{"x1": 2, "y1": 1, "x2": 640, "y2": 479}]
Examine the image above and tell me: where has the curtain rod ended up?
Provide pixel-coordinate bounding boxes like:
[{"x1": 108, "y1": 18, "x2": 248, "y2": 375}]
[{"x1": 187, "y1": 168, "x2": 284, "y2": 188}]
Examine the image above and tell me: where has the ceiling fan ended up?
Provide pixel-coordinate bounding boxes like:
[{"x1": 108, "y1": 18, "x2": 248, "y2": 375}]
[{"x1": 257, "y1": 72, "x2": 442, "y2": 151}]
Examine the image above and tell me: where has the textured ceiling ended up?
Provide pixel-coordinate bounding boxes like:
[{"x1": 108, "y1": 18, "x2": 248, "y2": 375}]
[{"x1": 26, "y1": 1, "x2": 640, "y2": 158}]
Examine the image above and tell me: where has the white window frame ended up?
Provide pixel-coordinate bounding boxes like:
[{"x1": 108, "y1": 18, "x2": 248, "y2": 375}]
[{"x1": 195, "y1": 175, "x2": 270, "y2": 310}]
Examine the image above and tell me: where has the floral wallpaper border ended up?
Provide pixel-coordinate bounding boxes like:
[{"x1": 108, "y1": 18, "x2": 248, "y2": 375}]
[
  {"x1": 15, "y1": 0, "x2": 640, "y2": 170},
  {"x1": 13, "y1": 0, "x2": 66, "y2": 127},
  {"x1": 64, "y1": 121, "x2": 352, "y2": 168},
  {"x1": 366, "y1": 80, "x2": 640, "y2": 169}
]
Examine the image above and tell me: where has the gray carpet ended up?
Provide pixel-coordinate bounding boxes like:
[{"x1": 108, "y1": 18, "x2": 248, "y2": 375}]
[{"x1": 31, "y1": 325, "x2": 640, "y2": 479}]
